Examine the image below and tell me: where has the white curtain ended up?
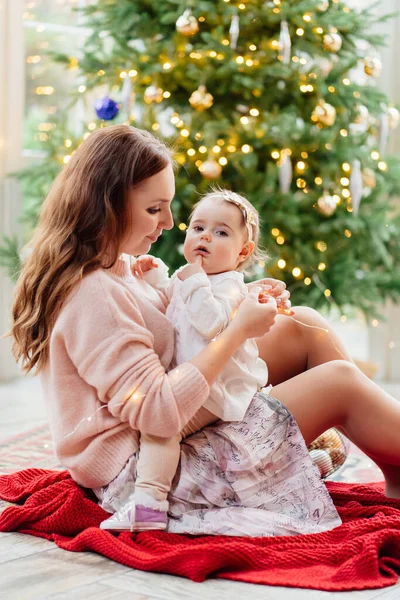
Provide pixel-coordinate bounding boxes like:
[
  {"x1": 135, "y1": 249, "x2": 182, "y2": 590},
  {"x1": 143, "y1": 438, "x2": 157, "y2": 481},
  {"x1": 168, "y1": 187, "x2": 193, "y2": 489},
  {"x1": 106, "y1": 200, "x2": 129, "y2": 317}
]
[{"x1": 0, "y1": 0, "x2": 24, "y2": 380}]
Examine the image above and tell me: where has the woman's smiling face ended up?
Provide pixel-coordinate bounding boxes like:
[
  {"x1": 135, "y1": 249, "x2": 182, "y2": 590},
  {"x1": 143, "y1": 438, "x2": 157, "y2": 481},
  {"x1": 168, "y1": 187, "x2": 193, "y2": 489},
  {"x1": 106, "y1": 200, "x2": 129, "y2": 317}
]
[{"x1": 120, "y1": 165, "x2": 175, "y2": 256}]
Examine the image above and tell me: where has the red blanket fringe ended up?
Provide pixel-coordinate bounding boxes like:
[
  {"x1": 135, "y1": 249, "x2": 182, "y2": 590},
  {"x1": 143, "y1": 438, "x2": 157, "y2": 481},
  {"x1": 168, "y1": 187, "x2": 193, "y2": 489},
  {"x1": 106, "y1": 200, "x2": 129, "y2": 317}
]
[{"x1": 0, "y1": 468, "x2": 399, "y2": 591}]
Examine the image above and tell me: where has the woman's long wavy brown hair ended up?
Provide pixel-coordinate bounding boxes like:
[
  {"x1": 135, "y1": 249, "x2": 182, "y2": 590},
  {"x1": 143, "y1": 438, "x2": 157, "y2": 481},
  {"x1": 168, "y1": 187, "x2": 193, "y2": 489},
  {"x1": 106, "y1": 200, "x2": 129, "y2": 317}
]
[{"x1": 11, "y1": 125, "x2": 173, "y2": 374}]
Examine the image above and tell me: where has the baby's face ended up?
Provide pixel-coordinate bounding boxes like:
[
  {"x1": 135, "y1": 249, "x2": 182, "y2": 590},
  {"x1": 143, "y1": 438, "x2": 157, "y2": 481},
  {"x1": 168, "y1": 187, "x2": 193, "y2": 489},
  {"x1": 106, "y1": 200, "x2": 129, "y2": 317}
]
[{"x1": 184, "y1": 197, "x2": 250, "y2": 274}]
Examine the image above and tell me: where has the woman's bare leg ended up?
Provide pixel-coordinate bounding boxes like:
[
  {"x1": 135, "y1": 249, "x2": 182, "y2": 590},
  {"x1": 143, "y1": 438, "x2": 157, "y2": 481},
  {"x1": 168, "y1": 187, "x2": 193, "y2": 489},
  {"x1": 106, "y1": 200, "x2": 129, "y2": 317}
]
[
  {"x1": 257, "y1": 306, "x2": 353, "y2": 386},
  {"x1": 271, "y1": 360, "x2": 400, "y2": 498}
]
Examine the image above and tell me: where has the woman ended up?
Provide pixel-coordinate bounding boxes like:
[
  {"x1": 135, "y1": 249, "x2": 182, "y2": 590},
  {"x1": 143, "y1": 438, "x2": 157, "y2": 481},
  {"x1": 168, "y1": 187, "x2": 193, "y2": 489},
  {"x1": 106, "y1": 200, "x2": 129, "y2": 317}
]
[{"x1": 10, "y1": 125, "x2": 400, "y2": 537}]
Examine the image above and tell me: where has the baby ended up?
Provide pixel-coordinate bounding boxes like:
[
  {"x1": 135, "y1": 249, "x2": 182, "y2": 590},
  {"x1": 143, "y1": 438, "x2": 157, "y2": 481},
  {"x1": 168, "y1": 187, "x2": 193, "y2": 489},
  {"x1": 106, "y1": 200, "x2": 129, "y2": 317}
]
[{"x1": 101, "y1": 189, "x2": 278, "y2": 531}]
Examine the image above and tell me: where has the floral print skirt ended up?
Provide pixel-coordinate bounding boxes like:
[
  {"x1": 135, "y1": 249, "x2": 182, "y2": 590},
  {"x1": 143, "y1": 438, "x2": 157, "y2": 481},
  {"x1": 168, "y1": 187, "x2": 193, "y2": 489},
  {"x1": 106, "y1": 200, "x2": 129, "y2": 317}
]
[{"x1": 94, "y1": 390, "x2": 345, "y2": 537}]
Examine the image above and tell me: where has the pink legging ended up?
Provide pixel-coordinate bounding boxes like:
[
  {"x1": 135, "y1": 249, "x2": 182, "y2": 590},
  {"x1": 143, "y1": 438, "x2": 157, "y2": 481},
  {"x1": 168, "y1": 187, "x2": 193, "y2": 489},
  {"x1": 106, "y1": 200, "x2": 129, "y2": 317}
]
[{"x1": 135, "y1": 406, "x2": 218, "y2": 502}]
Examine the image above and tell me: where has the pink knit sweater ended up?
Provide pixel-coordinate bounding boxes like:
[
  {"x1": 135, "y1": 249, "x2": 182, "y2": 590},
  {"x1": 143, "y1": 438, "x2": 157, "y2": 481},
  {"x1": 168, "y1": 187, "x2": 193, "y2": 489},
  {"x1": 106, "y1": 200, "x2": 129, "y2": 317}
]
[{"x1": 40, "y1": 258, "x2": 209, "y2": 488}]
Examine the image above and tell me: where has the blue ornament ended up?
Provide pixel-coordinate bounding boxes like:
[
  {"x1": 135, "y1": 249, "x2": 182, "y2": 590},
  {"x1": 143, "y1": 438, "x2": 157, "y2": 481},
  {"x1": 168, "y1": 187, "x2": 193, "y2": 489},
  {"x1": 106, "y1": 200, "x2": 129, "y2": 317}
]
[{"x1": 94, "y1": 96, "x2": 119, "y2": 120}]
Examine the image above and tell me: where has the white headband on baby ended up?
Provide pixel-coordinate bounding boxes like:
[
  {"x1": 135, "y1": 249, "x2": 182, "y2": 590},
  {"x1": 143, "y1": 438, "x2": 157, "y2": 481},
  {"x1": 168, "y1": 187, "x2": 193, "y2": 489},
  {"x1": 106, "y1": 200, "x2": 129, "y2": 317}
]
[{"x1": 208, "y1": 190, "x2": 256, "y2": 241}]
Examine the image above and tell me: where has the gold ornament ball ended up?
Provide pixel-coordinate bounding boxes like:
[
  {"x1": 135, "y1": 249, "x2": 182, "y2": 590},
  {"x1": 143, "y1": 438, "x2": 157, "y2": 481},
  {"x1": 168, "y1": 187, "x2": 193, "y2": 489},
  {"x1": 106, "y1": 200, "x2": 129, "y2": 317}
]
[
  {"x1": 387, "y1": 107, "x2": 400, "y2": 130},
  {"x1": 312, "y1": 100, "x2": 336, "y2": 127},
  {"x1": 363, "y1": 56, "x2": 382, "y2": 77},
  {"x1": 317, "y1": 0, "x2": 329, "y2": 11},
  {"x1": 323, "y1": 32, "x2": 342, "y2": 53},
  {"x1": 189, "y1": 85, "x2": 214, "y2": 111},
  {"x1": 176, "y1": 11, "x2": 199, "y2": 36},
  {"x1": 144, "y1": 85, "x2": 164, "y2": 104},
  {"x1": 199, "y1": 160, "x2": 222, "y2": 180},
  {"x1": 317, "y1": 193, "x2": 338, "y2": 216},
  {"x1": 354, "y1": 104, "x2": 369, "y2": 125},
  {"x1": 362, "y1": 168, "x2": 376, "y2": 189}
]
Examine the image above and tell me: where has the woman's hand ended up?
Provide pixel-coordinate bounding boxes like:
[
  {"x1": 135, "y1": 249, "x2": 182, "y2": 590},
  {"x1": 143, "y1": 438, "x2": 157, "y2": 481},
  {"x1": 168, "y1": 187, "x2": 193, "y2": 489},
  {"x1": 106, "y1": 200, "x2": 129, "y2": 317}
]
[
  {"x1": 248, "y1": 277, "x2": 293, "y2": 315},
  {"x1": 131, "y1": 256, "x2": 158, "y2": 277},
  {"x1": 232, "y1": 286, "x2": 278, "y2": 341}
]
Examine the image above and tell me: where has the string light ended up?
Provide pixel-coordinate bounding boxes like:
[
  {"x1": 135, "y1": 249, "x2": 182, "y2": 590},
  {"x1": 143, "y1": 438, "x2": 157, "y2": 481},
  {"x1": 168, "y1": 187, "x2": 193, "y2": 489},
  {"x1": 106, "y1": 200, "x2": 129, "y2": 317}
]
[
  {"x1": 371, "y1": 319, "x2": 379, "y2": 327},
  {"x1": 277, "y1": 259, "x2": 286, "y2": 268},
  {"x1": 344, "y1": 229, "x2": 352, "y2": 238},
  {"x1": 178, "y1": 223, "x2": 187, "y2": 231},
  {"x1": 241, "y1": 144, "x2": 252, "y2": 153},
  {"x1": 304, "y1": 277, "x2": 312, "y2": 285},
  {"x1": 318, "y1": 262, "x2": 326, "y2": 271},
  {"x1": 276, "y1": 236, "x2": 285, "y2": 245},
  {"x1": 35, "y1": 86, "x2": 54, "y2": 95},
  {"x1": 292, "y1": 267, "x2": 303, "y2": 278},
  {"x1": 371, "y1": 151, "x2": 380, "y2": 160},
  {"x1": 342, "y1": 162, "x2": 350, "y2": 171},
  {"x1": 378, "y1": 161, "x2": 388, "y2": 171},
  {"x1": 219, "y1": 157, "x2": 228, "y2": 165},
  {"x1": 271, "y1": 228, "x2": 280, "y2": 237}
]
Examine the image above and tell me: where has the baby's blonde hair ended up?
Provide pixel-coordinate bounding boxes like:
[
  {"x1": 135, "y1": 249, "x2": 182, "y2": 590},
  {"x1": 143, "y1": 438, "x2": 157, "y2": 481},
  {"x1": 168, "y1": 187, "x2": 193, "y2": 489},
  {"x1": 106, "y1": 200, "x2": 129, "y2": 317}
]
[{"x1": 190, "y1": 186, "x2": 269, "y2": 276}]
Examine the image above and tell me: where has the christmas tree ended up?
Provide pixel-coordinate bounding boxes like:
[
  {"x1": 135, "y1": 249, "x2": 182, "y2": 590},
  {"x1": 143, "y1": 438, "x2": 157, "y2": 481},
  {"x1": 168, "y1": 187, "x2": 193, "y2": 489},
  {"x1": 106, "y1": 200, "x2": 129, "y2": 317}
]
[{"x1": 4, "y1": 0, "x2": 400, "y2": 317}]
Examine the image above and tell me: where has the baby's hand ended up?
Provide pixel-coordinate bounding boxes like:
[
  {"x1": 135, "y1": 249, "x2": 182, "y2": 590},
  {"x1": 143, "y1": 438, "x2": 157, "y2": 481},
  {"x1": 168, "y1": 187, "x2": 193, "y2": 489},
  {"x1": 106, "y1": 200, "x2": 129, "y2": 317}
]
[
  {"x1": 131, "y1": 256, "x2": 158, "y2": 277},
  {"x1": 178, "y1": 256, "x2": 204, "y2": 281}
]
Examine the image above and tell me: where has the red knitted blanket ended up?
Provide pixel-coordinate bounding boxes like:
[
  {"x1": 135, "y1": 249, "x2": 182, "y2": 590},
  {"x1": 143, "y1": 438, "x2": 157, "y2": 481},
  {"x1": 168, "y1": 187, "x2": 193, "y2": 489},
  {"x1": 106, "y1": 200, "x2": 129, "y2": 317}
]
[{"x1": 0, "y1": 469, "x2": 399, "y2": 591}]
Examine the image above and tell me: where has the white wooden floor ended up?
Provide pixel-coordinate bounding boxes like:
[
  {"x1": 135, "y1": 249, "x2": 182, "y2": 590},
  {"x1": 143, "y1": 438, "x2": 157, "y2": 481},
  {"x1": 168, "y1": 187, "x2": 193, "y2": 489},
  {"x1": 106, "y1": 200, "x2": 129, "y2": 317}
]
[{"x1": 1, "y1": 376, "x2": 399, "y2": 600}]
